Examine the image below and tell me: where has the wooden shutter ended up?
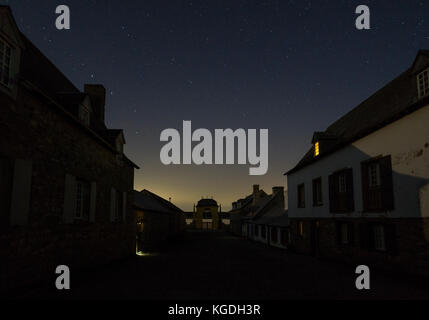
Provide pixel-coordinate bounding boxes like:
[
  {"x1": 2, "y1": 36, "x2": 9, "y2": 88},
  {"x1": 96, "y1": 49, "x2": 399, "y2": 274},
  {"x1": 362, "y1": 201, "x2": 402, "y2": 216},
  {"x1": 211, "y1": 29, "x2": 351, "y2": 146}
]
[
  {"x1": 63, "y1": 174, "x2": 77, "y2": 224},
  {"x1": 336, "y1": 222, "x2": 342, "y2": 245},
  {"x1": 89, "y1": 182, "x2": 97, "y2": 222},
  {"x1": 348, "y1": 222, "x2": 355, "y2": 246},
  {"x1": 361, "y1": 162, "x2": 369, "y2": 212},
  {"x1": 380, "y1": 156, "x2": 394, "y2": 211},
  {"x1": 329, "y1": 174, "x2": 336, "y2": 213},
  {"x1": 359, "y1": 223, "x2": 371, "y2": 250},
  {"x1": 110, "y1": 188, "x2": 116, "y2": 222},
  {"x1": 345, "y1": 168, "x2": 355, "y2": 212},
  {"x1": 386, "y1": 224, "x2": 398, "y2": 255},
  {"x1": 122, "y1": 192, "x2": 127, "y2": 222},
  {"x1": 10, "y1": 159, "x2": 32, "y2": 226}
]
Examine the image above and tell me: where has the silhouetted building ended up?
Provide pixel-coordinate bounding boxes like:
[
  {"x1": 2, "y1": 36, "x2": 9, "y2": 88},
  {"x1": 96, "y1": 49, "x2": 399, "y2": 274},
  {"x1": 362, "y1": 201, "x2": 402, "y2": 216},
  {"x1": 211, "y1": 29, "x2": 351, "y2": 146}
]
[
  {"x1": 193, "y1": 198, "x2": 221, "y2": 230},
  {"x1": 229, "y1": 184, "x2": 269, "y2": 236},
  {"x1": 0, "y1": 6, "x2": 139, "y2": 291},
  {"x1": 286, "y1": 50, "x2": 429, "y2": 276},
  {"x1": 248, "y1": 187, "x2": 289, "y2": 249},
  {"x1": 134, "y1": 190, "x2": 185, "y2": 252}
]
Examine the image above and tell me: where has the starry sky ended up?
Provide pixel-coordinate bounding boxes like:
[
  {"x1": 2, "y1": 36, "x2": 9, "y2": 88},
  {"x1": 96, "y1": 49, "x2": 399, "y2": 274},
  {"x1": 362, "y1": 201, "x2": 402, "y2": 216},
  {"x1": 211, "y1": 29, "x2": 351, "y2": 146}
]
[{"x1": 3, "y1": 0, "x2": 429, "y2": 210}]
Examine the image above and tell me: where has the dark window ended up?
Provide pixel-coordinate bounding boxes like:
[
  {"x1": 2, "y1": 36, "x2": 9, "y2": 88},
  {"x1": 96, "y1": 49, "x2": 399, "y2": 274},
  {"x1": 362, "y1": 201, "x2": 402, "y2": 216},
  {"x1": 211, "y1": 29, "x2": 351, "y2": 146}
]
[
  {"x1": 76, "y1": 179, "x2": 91, "y2": 220},
  {"x1": 359, "y1": 222, "x2": 397, "y2": 255},
  {"x1": 329, "y1": 168, "x2": 354, "y2": 213},
  {"x1": 254, "y1": 225, "x2": 259, "y2": 237},
  {"x1": 203, "y1": 209, "x2": 212, "y2": 219},
  {"x1": 280, "y1": 229, "x2": 289, "y2": 246},
  {"x1": 271, "y1": 227, "x2": 278, "y2": 242},
  {"x1": 261, "y1": 226, "x2": 266, "y2": 239},
  {"x1": 361, "y1": 156, "x2": 394, "y2": 212},
  {"x1": 336, "y1": 222, "x2": 354, "y2": 246},
  {"x1": 297, "y1": 184, "x2": 305, "y2": 208},
  {"x1": 297, "y1": 221, "x2": 304, "y2": 238},
  {"x1": 312, "y1": 178, "x2": 323, "y2": 206}
]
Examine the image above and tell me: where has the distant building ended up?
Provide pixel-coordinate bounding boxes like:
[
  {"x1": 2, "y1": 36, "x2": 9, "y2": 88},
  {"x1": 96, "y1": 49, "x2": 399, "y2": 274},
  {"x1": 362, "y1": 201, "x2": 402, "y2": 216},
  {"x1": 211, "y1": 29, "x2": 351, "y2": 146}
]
[
  {"x1": 193, "y1": 198, "x2": 221, "y2": 230},
  {"x1": 134, "y1": 190, "x2": 185, "y2": 252},
  {"x1": 286, "y1": 50, "x2": 429, "y2": 276},
  {"x1": 248, "y1": 187, "x2": 289, "y2": 249},
  {"x1": 0, "y1": 6, "x2": 139, "y2": 291},
  {"x1": 229, "y1": 185, "x2": 269, "y2": 236}
]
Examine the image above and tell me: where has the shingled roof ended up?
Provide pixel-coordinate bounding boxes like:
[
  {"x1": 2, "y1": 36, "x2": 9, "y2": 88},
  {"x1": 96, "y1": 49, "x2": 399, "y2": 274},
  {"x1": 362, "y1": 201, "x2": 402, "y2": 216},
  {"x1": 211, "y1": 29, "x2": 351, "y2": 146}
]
[
  {"x1": 0, "y1": 5, "x2": 139, "y2": 169},
  {"x1": 134, "y1": 190, "x2": 183, "y2": 214},
  {"x1": 286, "y1": 50, "x2": 429, "y2": 175}
]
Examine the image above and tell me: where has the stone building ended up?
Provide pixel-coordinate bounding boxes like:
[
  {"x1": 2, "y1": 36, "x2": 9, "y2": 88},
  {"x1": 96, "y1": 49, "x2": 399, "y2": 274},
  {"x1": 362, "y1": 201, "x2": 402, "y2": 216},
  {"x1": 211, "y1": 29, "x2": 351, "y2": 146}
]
[
  {"x1": 286, "y1": 50, "x2": 429, "y2": 276},
  {"x1": 229, "y1": 185, "x2": 269, "y2": 236},
  {"x1": 248, "y1": 187, "x2": 289, "y2": 249},
  {"x1": 134, "y1": 190, "x2": 185, "y2": 252},
  {"x1": 0, "y1": 6, "x2": 138, "y2": 291},
  {"x1": 193, "y1": 198, "x2": 221, "y2": 230}
]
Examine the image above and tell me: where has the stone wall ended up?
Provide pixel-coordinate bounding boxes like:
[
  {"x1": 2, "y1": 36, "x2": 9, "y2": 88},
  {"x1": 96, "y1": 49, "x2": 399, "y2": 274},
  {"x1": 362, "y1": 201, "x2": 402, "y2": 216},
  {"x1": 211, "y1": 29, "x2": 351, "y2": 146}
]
[
  {"x1": 0, "y1": 85, "x2": 136, "y2": 292},
  {"x1": 289, "y1": 218, "x2": 429, "y2": 277}
]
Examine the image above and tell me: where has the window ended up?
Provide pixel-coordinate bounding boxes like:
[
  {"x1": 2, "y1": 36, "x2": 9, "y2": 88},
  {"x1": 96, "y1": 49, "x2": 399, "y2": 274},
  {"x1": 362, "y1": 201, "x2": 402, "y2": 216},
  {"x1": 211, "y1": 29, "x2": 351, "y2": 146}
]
[
  {"x1": 359, "y1": 223, "x2": 397, "y2": 255},
  {"x1": 0, "y1": 39, "x2": 12, "y2": 87},
  {"x1": 312, "y1": 178, "x2": 323, "y2": 206},
  {"x1": 280, "y1": 229, "x2": 289, "y2": 246},
  {"x1": 203, "y1": 209, "x2": 212, "y2": 219},
  {"x1": 271, "y1": 227, "x2": 278, "y2": 242},
  {"x1": 329, "y1": 168, "x2": 354, "y2": 213},
  {"x1": 368, "y1": 162, "x2": 381, "y2": 187},
  {"x1": 336, "y1": 222, "x2": 354, "y2": 246},
  {"x1": 79, "y1": 104, "x2": 90, "y2": 126},
  {"x1": 254, "y1": 225, "x2": 259, "y2": 237},
  {"x1": 261, "y1": 226, "x2": 266, "y2": 239},
  {"x1": 361, "y1": 156, "x2": 394, "y2": 212},
  {"x1": 417, "y1": 67, "x2": 429, "y2": 99},
  {"x1": 75, "y1": 180, "x2": 90, "y2": 220},
  {"x1": 314, "y1": 142, "x2": 320, "y2": 157},
  {"x1": 297, "y1": 184, "x2": 305, "y2": 208},
  {"x1": 297, "y1": 221, "x2": 304, "y2": 238},
  {"x1": 373, "y1": 225, "x2": 386, "y2": 251}
]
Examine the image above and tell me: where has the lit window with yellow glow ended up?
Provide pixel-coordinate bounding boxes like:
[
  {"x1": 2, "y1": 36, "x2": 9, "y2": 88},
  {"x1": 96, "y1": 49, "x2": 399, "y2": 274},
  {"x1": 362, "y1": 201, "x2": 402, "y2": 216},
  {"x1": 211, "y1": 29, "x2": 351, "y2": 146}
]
[{"x1": 314, "y1": 142, "x2": 320, "y2": 157}]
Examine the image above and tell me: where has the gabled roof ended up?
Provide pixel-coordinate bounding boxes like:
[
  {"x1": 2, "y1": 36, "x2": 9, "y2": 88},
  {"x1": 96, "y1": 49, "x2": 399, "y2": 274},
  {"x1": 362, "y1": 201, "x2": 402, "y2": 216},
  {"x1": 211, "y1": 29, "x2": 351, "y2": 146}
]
[
  {"x1": 286, "y1": 50, "x2": 429, "y2": 175},
  {"x1": 133, "y1": 190, "x2": 183, "y2": 214}
]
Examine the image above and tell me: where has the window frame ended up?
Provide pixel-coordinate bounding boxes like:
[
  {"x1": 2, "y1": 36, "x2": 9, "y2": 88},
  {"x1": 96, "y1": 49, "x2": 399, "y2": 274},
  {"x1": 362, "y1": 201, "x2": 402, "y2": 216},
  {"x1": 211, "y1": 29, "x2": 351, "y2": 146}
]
[
  {"x1": 417, "y1": 67, "x2": 429, "y2": 99},
  {"x1": 312, "y1": 177, "x2": 323, "y2": 207},
  {"x1": 297, "y1": 183, "x2": 306, "y2": 208}
]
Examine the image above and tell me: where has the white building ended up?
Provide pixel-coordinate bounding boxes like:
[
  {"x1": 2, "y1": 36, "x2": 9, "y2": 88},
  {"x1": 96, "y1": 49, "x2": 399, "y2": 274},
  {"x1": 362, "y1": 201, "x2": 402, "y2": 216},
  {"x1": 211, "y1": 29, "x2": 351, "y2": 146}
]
[{"x1": 285, "y1": 50, "x2": 429, "y2": 276}]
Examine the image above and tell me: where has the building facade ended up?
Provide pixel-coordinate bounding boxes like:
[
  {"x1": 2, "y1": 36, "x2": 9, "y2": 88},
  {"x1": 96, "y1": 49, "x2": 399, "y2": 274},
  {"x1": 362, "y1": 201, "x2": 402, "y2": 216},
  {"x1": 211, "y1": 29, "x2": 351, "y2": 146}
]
[
  {"x1": 0, "y1": 6, "x2": 138, "y2": 291},
  {"x1": 134, "y1": 190, "x2": 185, "y2": 252},
  {"x1": 193, "y1": 199, "x2": 221, "y2": 230},
  {"x1": 286, "y1": 50, "x2": 429, "y2": 276}
]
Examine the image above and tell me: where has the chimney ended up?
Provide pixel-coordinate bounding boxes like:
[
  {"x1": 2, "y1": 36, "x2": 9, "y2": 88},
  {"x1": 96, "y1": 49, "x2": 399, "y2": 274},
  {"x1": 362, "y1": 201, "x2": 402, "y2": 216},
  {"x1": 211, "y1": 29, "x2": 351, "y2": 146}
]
[
  {"x1": 272, "y1": 186, "x2": 285, "y2": 210},
  {"x1": 84, "y1": 84, "x2": 106, "y2": 123},
  {"x1": 252, "y1": 184, "x2": 260, "y2": 205}
]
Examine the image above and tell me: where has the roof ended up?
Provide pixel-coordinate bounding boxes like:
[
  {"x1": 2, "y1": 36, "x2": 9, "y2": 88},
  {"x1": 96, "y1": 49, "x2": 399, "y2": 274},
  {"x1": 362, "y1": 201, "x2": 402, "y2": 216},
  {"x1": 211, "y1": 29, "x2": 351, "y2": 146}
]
[
  {"x1": 133, "y1": 190, "x2": 183, "y2": 214},
  {"x1": 286, "y1": 50, "x2": 429, "y2": 175},
  {"x1": 197, "y1": 199, "x2": 218, "y2": 207},
  {"x1": 1, "y1": 7, "x2": 139, "y2": 169}
]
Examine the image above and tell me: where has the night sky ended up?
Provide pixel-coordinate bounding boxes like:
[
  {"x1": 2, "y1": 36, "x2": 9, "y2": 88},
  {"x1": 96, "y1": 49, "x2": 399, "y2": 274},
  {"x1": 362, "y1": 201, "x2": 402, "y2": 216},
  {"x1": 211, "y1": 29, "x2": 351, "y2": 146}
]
[{"x1": 4, "y1": 0, "x2": 429, "y2": 210}]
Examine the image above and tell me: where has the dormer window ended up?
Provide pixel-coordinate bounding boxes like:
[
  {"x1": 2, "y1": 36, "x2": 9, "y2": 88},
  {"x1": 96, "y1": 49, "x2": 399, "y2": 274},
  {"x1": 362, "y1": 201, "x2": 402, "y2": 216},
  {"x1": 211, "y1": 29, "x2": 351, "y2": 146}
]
[
  {"x1": 0, "y1": 38, "x2": 12, "y2": 87},
  {"x1": 314, "y1": 142, "x2": 320, "y2": 157},
  {"x1": 79, "y1": 104, "x2": 90, "y2": 126},
  {"x1": 417, "y1": 67, "x2": 429, "y2": 99}
]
